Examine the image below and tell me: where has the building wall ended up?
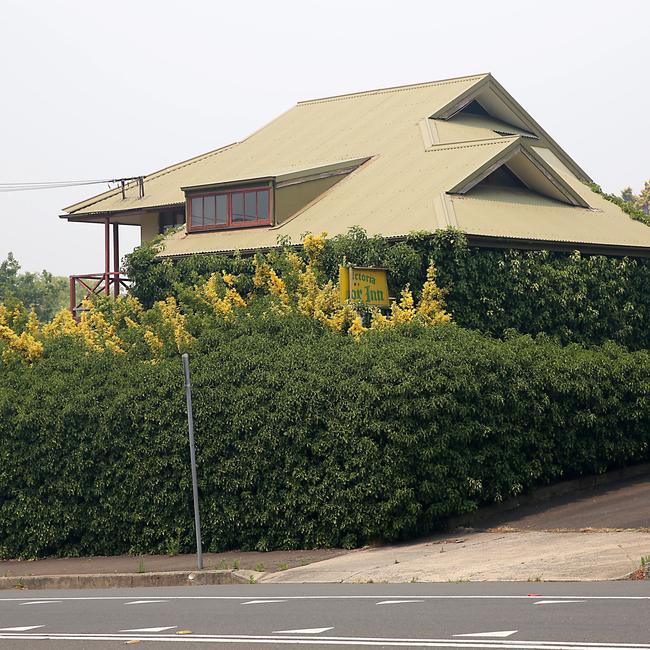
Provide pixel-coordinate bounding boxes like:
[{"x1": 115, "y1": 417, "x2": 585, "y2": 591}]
[
  {"x1": 274, "y1": 176, "x2": 344, "y2": 225},
  {"x1": 141, "y1": 213, "x2": 159, "y2": 243}
]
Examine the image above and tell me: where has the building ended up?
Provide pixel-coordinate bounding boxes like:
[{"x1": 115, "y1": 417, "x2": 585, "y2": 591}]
[{"x1": 62, "y1": 73, "x2": 650, "y2": 312}]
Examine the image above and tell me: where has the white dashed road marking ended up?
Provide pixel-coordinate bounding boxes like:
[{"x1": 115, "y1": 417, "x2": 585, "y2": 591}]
[
  {"x1": 125, "y1": 600, "x2": 169, "y2": 605},
  {"x1": 242, "y1": 599, "x2": 287, "y2": 605},
  {"x1": 0, "y1": 626, "x2": 45, "y2": 632},
  {"x1": 273, "y1": 627, "x2": 334, "y2": 634},
  {"x1": 534, "y1": 600, "x2": 586, "y2": 605},
  {"x1": 19, "y1": 600, "x2": 61, "y2": 606},
  {"x1": 377, "y1": 600, "x2": 424, "y2": 605},
  {"x1": 120, "y1": 626, "x2": 177, "y2": 633},
  {"x1": 454, "y1": 630, "x2": 518, "y2": 638}
]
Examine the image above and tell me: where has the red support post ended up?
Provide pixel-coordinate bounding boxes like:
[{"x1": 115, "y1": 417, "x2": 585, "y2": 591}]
[
  {"x1": 69, "y1": 276, "x2": 75, "y2": 315},
  {"x1": 104, "y1": 218, "x2": 110, "y2": 295},
  {"x1": 113, "y1": 223, "x2": 120, "y2": 297}
]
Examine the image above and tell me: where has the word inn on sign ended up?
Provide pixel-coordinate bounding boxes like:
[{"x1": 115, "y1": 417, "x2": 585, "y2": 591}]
[{"x1": 339, "y1": 265, "x2": 390, "y2": 308}]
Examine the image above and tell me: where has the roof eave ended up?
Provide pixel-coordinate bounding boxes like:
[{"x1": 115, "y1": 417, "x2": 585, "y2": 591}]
[
  {"x1": 464, "y1": 233, "x2": 650, "y2": 258},
  {"x1": 156, "y1": 230, "x2": 650, "y2": 260},
  {"x1": 59, "y1": 202, "x2": 184, "y2": 222}
]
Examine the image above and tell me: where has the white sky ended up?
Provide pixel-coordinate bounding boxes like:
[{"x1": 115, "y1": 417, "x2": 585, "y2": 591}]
[{"x1": 1, "y1": 0, "x2": 648, "y2": 275}]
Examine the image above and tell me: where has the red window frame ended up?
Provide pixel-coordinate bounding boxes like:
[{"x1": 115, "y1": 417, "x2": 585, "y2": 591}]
[{"x1": 187, "y1": 186, "x2": 272, "y2": 232}]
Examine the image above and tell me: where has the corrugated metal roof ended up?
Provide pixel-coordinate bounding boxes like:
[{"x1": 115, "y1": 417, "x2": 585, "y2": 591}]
[
  {"x1": 62, "y1": 73, "x2": 650, "y2": 256},
  {"x1": 64, "y1": 75, "x2": 487, "y2": 216}
]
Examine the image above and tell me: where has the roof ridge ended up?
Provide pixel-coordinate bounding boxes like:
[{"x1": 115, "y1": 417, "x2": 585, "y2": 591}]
[
  {"x1": 427, "y1": 136, "x2": 518, "y2": 152},
  {"x1": 297, "y1": 74, "x2": 489, "y2": 106}
]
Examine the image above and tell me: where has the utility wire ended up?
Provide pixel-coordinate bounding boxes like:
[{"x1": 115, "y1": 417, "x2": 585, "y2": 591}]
[{"x1": 0, "y1": 178, "x2": 140, "y2": 193}]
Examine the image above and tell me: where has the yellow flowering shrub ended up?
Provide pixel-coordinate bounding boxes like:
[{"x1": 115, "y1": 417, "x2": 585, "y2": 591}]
[
  {"x1": 0, "y1": 241, "x2": 452, "y2": 365},
  {"x1": 25, "y1": 311, "x2": 40, "y2": 338},
  {"x1": 369, "y1": 264, "x2": 450, "y2": 330},
  {"x1": 0, "y1": 306, "x2": 44, "y2": 363},
  {"x1": 303, "y1": 232, "x2": 328, "y2": 265},
  {"x1": 0, "y1": 323, "x2": 44, "y2": 363},
  {"x1": 199, "y1": 273, "x2": 246, "y2": 320},
  {"x1": 153, "y1": 296, "x2": 195, "y2": 353},
  {"x1": 285, "y1": 251, "x2": 304, "y2": 272},
  {"x1": 347, "y1": 315, "x2": 368, "y2": 340},
  {"x1": 390, "y1": 287, "x2": 417, "y2": 325},
  {"x1": 42, "y1": 309, "x2": 80, "y2": 338},
  {"x1": 292, "y1": 239, "x2": 370, "y2": 336},
  {"x1": 78, "y1": 300, "x2": 125, "y2": 354},
  {"x1": 143, "y1": 328, "x2": 165, "y2": 357},
  {"x1": 417, "y1": 263, "x2": 451, "y2": 325},
  {"x1": 253, "y1": 258, "x2": 290, "y2": 311}
]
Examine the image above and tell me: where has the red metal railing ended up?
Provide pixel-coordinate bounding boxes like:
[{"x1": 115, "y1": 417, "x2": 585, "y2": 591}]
[{"x1": 69, "y1": 272, "x2": 131, "y2": 319}]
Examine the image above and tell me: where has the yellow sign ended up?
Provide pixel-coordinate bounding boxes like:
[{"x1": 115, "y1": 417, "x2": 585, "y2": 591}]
[{"x1": 339, "y1": 266, "x2": 390, "y2": 307}]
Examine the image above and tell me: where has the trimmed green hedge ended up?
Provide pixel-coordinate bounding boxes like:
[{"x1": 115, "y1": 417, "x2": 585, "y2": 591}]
[
  {"x1": 125, "y1": 228, "x2": 650, "y2": 350},
  {"x1": 1, "y1": 317, "x2": 649, "y2": 558}
]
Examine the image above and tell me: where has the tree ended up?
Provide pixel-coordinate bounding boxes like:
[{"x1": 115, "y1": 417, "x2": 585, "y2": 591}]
[
  {"x1": 0, "y1": 253, "x2": 68, "y2": 320},
  {"x1": 636, "y1": 180, "x2": 650, "y2": 216},
  {"x1": 620, "y1": 181, "x2": 650, "y2": 216},
  {"x1": 621, "y1": 187, "x2": 637, "y2": 204}
]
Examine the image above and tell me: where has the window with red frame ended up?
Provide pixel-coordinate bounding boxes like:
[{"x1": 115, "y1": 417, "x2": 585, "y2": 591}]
[{"x1": 188, "y1": 187, "x2": 271, "y2": 231}]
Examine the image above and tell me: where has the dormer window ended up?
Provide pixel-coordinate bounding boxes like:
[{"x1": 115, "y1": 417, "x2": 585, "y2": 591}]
[{"x1": 187, "y1": 186, "x2": 271, "y2": 231}]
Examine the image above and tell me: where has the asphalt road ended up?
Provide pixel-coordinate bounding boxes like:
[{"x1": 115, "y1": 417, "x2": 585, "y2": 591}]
[{"x1": 0, "y1": 582, "x2": 648, "y2": 649}]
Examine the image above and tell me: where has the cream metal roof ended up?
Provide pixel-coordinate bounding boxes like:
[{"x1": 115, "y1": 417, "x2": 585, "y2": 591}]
[{"x1": 63, "y1": 73, "x2": 650, "y2": 257}]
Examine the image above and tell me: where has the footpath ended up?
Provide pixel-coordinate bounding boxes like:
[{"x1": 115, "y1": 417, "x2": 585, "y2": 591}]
[{"x1": 2, "y1": 467, "x2": 649, "y2": 589}]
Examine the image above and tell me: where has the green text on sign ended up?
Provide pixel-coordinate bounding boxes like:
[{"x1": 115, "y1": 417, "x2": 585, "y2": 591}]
[{"x1": 339, "y1": 266, "x2": 390, "y2": 307}]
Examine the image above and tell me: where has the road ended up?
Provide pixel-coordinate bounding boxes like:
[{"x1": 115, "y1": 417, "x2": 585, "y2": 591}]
[{"x1": 0, "y1": 582, "x2": 648, "y2": 648}]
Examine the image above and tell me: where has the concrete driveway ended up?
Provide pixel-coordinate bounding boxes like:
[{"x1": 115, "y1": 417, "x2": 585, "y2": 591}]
[
  {"x1": 264, "y1": 471, "x2": 650, "y2": 583},
  {"x1": 261, "y1": 529, "x2": 650, "y2": 583}
]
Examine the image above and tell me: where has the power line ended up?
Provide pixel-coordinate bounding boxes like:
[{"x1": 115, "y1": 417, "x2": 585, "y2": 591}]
[{"x1": 0, "y1": 177, "x2": 142, "y2": 193}]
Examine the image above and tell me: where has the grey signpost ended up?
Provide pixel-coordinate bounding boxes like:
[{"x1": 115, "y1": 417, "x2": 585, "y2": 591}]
[{"x1": 182, "y1": 352, "x2": 203, "y2": 570}]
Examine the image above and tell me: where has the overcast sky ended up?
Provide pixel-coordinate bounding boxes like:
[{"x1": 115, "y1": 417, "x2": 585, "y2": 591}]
[{"x1": 1, "y1": 0, "x2": 648, "y2": 276}]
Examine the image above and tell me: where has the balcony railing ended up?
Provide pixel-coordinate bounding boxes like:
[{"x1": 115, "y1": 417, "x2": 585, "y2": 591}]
[{"x1": 69, "y1": 272, "x2": 131, "y2": 319}]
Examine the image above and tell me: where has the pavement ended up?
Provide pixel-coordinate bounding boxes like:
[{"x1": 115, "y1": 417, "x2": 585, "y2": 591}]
[
  {"x1": 0, "y1": 549, "x2": 348, "y2": 579},
  {"x1": 0, "y1": 582, "x2": 649, "y2": 649}
]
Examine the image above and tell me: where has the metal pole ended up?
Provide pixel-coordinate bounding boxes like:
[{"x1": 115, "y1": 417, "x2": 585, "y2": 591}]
[{"x1": 182, "y1": 353, "x2": 203, "y2": 570}]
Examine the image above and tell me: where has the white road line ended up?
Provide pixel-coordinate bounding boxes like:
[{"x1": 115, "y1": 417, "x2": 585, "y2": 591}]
[
  {"x1": 0, "y1": 632, "x2": 649, "y2": 648},
  {"x1": 534, "y1": 601, "x2": 586, "y2": 606},
  {"x1": 18, "y1": 600, "x2": 61, "y2": 606},
  {"x1": 377, "y1": 600, "x2": 424, "y2": 605},
  {"x1": 120, "y1": 626, "x2": 177, "y2": 633},
  {"x1": 125, "y1": 600, "x2": 169, "y2": 605},
  {"x1": 1, "y1": 595, "x2": 649, "y2": 602},
  {"x1": 242, "y1": 599, "x2": 287, "y2": 605},
  {"x1": 0, "y1": 626, "x2": 45, "y2": 632},
  {"x1": 455, "y1": 632, "x2": 518, "y2": 638},
  {"x1": 274, "y1": 628, "x2": 334, "y2": 634}
]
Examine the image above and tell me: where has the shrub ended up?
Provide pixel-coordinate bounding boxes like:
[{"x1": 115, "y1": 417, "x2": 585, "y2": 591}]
[
  {"x1": 125, "y1": 227, "x2": 650, "y2": 350},
  {"x1": 1, "y1": 319, "x2": 649, "y2": 558},
  {"x1": 2, "y1": 231, "x2": 649, "y2": 558}
]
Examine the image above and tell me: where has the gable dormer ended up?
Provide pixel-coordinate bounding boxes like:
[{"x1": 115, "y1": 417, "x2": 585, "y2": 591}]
[
  {"x1": 447, "y1": 138, "x2": 589, "y2": 208},
  {"x1": 428, "y1": 74, "x2": 590, "y2": 183}
]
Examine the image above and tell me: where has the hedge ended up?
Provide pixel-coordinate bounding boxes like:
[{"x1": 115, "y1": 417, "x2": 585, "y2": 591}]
[
  {"x1": 125, "y1": 228, "x2": 650, "y2": 350},
  {"x1": 1, "y1": 317, "x2": 649, "y2": 558}
]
